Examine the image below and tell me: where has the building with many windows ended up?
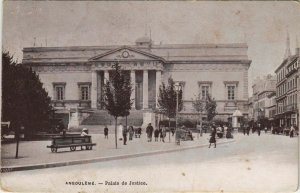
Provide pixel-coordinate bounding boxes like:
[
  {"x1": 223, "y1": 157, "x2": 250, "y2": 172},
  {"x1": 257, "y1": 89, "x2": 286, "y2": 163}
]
[
  {"x1": 275, "y1": 35, "x2": 299, "y2": 127},
  {"x1": 22, "y1": 37, "x2": 251, "y2": 126}
]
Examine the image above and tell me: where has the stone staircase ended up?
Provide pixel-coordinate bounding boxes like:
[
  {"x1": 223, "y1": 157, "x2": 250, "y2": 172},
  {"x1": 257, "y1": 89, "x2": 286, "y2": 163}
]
[{"x1": 80, "y1": 110, "x2": 144, "y2": 126}]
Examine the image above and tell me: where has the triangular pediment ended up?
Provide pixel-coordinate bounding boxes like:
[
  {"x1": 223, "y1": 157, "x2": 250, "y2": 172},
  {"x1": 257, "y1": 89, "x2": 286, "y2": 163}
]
[{"x1": 89, "y1": 46, "x2": 165, "y2": 62}]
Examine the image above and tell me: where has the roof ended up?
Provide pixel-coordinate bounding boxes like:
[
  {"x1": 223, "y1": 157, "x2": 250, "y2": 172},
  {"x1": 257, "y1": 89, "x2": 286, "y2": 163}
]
[
  {"x1": 275, "y1": 55, "x2": 299, "y2": 73},
  {"x1": 22, "y1": 42, "x2": 250, "y2": 64}
]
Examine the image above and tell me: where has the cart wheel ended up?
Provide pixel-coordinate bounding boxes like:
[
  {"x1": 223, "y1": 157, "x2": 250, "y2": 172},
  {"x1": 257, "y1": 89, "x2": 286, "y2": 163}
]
[
  {"x1": 70, "y1": 146, "x2": 76, "y2": 151},
  {"x1": 51, "y1": 147, "x2": 56, "y2": 153}
]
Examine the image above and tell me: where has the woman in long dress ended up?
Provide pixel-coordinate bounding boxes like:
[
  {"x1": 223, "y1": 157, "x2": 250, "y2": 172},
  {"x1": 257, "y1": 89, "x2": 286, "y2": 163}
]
[{"x1": 209, "y1": 126, "x2": 217, "y2": 148}]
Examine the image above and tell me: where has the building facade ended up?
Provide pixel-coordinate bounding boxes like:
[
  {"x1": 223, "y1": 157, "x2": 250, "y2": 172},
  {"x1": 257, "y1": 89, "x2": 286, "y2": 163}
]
[
  {"x1": 22, "y1": 37, "x2": 251, "y2": 125},
  {"x1": 275, "y1": 36, "x2": 300, "y2": 127},
  {"x1": 251, "y1": 74, "x2": 276, "y2": 122}
]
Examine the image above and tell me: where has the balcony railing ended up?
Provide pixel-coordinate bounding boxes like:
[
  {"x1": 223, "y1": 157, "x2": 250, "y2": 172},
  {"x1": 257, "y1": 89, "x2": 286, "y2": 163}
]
[
  {"x1": 51, "y1": 100, "x2": 91, "y2": 108},
  {"x1": 286, "y1": 68, "x2": 297, "y2": 77}
]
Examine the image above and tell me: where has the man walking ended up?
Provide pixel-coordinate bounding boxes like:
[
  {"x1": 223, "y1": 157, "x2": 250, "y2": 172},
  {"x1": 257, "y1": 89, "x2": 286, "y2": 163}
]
[
  {"x1": 146, "y1": 123, "x2": 154, "y2": 142},
  {"x1": 246, "y1": 126, "x2": 250, "y2": 136},
  {"x1": 257, "y1": 123, "x2": 261, "y2": 136},
  {"x1": 122, "y1": 125, "x2": 128, "y2": 145},
  {"x1": 104, "y1": 125, "x2": 108, "y2": 139}
]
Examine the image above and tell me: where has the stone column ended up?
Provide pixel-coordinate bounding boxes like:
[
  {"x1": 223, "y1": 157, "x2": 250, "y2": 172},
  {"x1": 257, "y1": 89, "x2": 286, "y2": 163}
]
[
  {"x1": 104, "y1": 70, "x2": 109, "y2": 84},
  {"x1": 156, "y1": 70, "x2": 162, "y2": 108},
  {"x1": 91, "y1": 71, "x2": 97, "y2": 108},
  {"x1": 143, "y1": 70, "x2": 149, "y2": 109},
  {"x1": 130, "y1": 70, "x2": 136, "y2": 110}
]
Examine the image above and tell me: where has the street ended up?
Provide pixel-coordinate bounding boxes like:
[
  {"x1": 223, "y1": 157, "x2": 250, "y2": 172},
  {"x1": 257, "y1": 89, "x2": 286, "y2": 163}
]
[{"x1": 1, "y1": 133, "x2": 298, "y2": 192}]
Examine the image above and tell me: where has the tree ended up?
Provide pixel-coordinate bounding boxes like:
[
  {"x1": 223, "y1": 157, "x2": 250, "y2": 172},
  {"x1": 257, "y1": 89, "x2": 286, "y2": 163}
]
[
  {"x1": 102, "y1": 62, "x2": 132, "y2": 149},
  {"x1": 2, "y1": 51, "x2": 53, "y2": 139},
  {"x1": 192, "y1": 93, "x2": 205, "y2": 125},
  {"x1": 205, "y1": 94, "x2": 217, "y2": 123},
  {"x1": 158, "y1": 77, "x2": 183, "y2": 142}
]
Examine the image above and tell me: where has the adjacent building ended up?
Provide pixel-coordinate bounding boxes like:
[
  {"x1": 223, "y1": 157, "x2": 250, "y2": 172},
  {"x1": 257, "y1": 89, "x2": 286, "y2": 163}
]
[
  {"x1": 22, "y1": 37, "x2": 251, "y2": 126},
  {"x1": 251, "y1": 74, "x2": 277, "y2": 122}
]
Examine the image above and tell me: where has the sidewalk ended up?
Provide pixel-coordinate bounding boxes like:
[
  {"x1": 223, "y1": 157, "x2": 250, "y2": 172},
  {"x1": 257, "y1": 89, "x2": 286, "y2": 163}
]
[{"x1": 1, "y1": 133, "x2": 234, "y2": 171}]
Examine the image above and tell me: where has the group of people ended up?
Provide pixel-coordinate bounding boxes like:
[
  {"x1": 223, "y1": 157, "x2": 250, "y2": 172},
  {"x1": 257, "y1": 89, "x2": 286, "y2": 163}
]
[
  {"x1": 208, "y1": 124, "x2": 233, "y2": 148},
  {"x1": 117, "y1": 124, "x2": 142, "y2": 145},
  {"x1": 146, "y1": 123, "x2": 167, "y2": 142},
  {"x1": 242, "y1": 123, "x2": 298, "y2": 138}
]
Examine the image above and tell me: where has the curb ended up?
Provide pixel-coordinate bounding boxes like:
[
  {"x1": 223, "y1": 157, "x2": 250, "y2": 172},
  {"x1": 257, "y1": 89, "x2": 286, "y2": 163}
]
[{"x1": 1, "y1": 139, "x2": 235, "y2": 173}]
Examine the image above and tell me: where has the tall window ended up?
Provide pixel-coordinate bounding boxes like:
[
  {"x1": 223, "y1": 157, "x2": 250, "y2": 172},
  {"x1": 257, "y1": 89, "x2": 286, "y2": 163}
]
[
  {"x1": 198, "y1": 81, "x2": 212, "y2": 100},
  {"x1": 224, "y1": 81, "x2": 238, "y2": 101},
  {"x1": 78, "y1": 82, "x2": 91, "y2": 101},
  {"x1": 227, "y1": 86, "x2": 235, "y2": 100},
  {"x1": 55, "y1": 86, "x2": 64, "y2": 100},
  {"x1": 201, "y1": 86, "x2": 209, "y2": 99},
  {"x1": 81, "y1": 86, "x2": 89, "y2": 100},
  {"x1": 53, "y1": 83, "x2": 66, "y2": 100}
]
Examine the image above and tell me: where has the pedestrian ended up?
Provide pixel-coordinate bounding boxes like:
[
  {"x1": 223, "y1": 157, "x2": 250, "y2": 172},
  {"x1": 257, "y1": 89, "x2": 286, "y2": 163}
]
[
  {"x1": 264, "y1": 126, "x2": 267, "y2": 134},
  {"x1": 257, "y1": 124, "x2": 261, "y2": 136},
  {"x1": 128, "y1": 126, "x2": 134, "y2": 140},
  {"x1": 246, "y1": 126, "x2": 250, "y2": 136},
  {"x1": 224, "y1": 124, "x2": 228, "y2": 134},
  {"x1": 171, "y1": 128, "x2": 175, "y2": 136},
  {"x1": 81, "y1": 128, "x2": 88, "y2": 136},
  {"x1": 290, "y1": 125, "x2": 295, "y2": 138},
  {"x1": 243, "y1": 126, "x2": 246, "y2": 135},
  {"x1": 134, "y1": 127, "x2": 138, "y2": 138},
  {"x1": 104, "y1": 125, "x2": 108, "y2": 139},
  {"x1": 137, "y1": 127, "x2": 142, "y2": 138},
  {"x1": 209, "y1": 126, "x2": 217, "y2": 148},
  {"x1": 226, "y1": 127, "x2": 233, "y2": 139},
  {"x1": 122, "y1": 126, "x2": 128, "y2": 145},
  {"x1": 158, "y1": 127, "x2": 162, "y2": 141},
  {"x1": 154, "y1": 128, "x2": 159, "y2": 142},
  {"x1": 146, "y1": 123, "x2": 154, "y2": 142},
  {"x1": 160, "y1": 127, "x2": 166, "y2": 142}
]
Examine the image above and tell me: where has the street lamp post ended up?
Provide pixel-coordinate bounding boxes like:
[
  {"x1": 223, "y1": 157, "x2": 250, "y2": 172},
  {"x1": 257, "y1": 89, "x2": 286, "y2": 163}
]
[{"x1": 175, "y1": 83, "x2": 182, "y2": 145}]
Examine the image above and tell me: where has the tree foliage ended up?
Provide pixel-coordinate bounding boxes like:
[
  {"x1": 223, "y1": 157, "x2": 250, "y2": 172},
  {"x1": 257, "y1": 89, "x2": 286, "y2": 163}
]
[
  {"x1": 102, "y1": 62, "x2": 132, "y2": 117},
  {"x1": 158, "y1": 77, "x2": 183, "y2": 119},
  {"x1": 2, "y1": 51, "x2": 53, "y2": 139},
  {"x1": 102, "y1": 62, "x2": 132, "y2": 148},
  {"x1": 205, "y1": 94, "x2": 217, "y2": 122}
]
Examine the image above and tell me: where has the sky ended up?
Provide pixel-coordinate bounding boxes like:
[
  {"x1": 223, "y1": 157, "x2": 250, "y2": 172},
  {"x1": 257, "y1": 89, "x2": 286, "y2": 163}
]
[{"x1": 2, "y1": 1, "x2": 300, "y2": 95}]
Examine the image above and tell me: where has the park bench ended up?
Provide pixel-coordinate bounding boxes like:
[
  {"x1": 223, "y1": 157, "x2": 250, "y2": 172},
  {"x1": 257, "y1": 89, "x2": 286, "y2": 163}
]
[{"x1": 47, "y1": 135, "x2": 96, "y2": 153}]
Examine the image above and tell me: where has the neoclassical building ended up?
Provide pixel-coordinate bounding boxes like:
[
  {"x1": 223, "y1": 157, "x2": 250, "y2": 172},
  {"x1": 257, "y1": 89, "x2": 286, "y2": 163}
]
[{"x1": 23, "y1": 37, "x2": 251, "y2": 126}]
